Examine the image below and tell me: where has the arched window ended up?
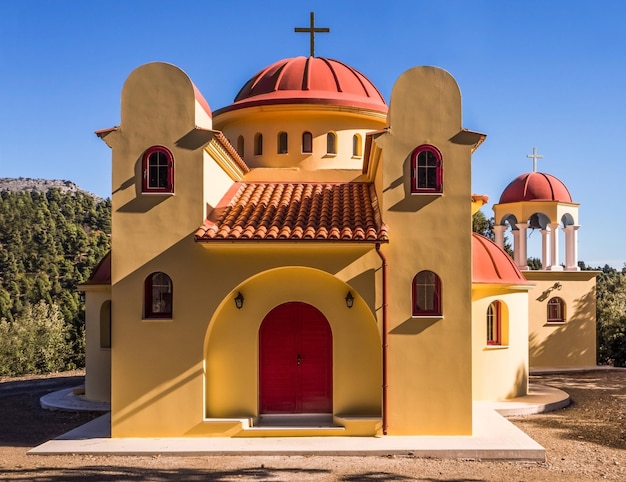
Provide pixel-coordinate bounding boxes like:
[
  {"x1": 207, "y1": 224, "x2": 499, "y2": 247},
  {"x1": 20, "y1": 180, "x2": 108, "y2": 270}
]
[
  {"x1": 278, "y1": 132, "x2": 288, "y2": 154},
  {"x1": 302, "y1": 131, "x2": 313, "y2": 153},
  {"x1": 487, "y1": 301, "x2": 501, "y2": 345},
  {"x1": 254, "y1": 133, "x2": 263, "y2": 155},
  {"x1": 412, "y1": 270, "x2": 442, "y2": 316},
  {"x1": 547, "y1": 297, "x2": 566, "y2": 322},
  {"x1": 237, "y1": 135, "x2": 245, "y2": 157},
  {"x1": 352, "y1": 134, "x2": 362, "y2": 157},
  {"x1": 411, "y1": 145, "x2": 443, "y2": 194},
  {"x1": 99, "y1": 300, "x2": 111, "y2": 349},
  {"x1": 326, "y1": 132, "x2": 337, "y2": 155},
  {"x1": 142, "y1": 146, "x2": 174, "y2": 193},
  {"x1": 145, "y1": 272, "x2": 173, "y2": 319}
]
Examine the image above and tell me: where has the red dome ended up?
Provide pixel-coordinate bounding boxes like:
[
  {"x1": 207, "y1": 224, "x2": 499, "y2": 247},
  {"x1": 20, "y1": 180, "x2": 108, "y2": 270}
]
[
  {"x1": 499, "y1": 172, "x2": 572, "y2": 204},
  {"x1": 472, "y1": 234, "x2": 528, "y2": 284},
  {"x1": 215, "y1": 56, "x2": 388, "y2": 115}
]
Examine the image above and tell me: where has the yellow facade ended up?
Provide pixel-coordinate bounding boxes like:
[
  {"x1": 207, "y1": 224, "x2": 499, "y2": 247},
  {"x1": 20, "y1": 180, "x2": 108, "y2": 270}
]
[
  {"x1": 86, "y1": 55, "x2": 597, "y2": 439},
  {"x1": 471, "y1": 286, "x2": 530, "y2": 400},
  {"x1": 525, "y1": 271, "x2": 597, "y2": 368}
]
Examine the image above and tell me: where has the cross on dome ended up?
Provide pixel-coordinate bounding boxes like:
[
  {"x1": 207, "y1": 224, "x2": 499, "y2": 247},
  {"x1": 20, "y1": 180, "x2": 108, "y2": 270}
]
[
  {"x1": 526, "y1": 147, "x2": 543, "y2": 172},
  {"x1": 294, "y1": 11, "x2": 330, "y2": 57}
]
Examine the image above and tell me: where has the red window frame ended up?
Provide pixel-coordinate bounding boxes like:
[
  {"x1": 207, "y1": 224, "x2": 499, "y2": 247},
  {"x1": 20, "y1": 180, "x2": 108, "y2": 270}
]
[
  {"x1": 411, "y1": 145, "x2": 443, "y2": 193},
  {"x1": 487, "y1": 301, "x2": 502, "y2": 345},
  {"x1": 142, "y1": 146, "x2": 174, "y2": 193},
  {"x1": 547, "y1": 297, "x2": 565, "y2": 322},
  {"x1": 412, "y1": 270, "x2": 442, "y2": 316},
  {"x1": 144, "y1": 272, "x2": 173, "y2": 319}
]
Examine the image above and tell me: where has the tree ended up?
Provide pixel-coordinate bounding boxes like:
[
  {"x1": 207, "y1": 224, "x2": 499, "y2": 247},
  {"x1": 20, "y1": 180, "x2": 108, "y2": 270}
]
[
  {"x1": 0, "y1": 186, "x2": 111, "y2": 375},
  {"x1": 0, "y1": 301, "x2": 71, "y2": 376},
  {"x1": 595, "y1": 265, "x2": 626, "y2": 367}
]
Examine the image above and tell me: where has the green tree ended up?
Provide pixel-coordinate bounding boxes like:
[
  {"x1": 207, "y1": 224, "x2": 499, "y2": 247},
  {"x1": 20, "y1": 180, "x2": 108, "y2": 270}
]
[
  {"x1": 594, "y1": 265, "x2": 626, "y2": 367},
  {"x1": 0, "y1": 301, "x2": 71, "y2": 376},
  {"x1": 0, "y1": 186, "x2": 111, "y2": 375}
]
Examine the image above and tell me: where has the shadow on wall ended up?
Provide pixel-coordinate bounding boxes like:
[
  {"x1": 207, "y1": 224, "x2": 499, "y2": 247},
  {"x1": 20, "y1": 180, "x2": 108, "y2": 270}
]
[
  {"x1": 506, "y1": 362, "x2": 529, "y2": 399},
  {"x1": 386, "y1": 153, "x2": 439, "y2": 212},
  {"x1": 529, "y1": 288, "x2": 596, "y2": 368}
]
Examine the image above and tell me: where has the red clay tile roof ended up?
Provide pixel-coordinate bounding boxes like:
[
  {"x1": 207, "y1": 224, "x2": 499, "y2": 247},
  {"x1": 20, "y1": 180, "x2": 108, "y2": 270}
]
[
  {"x1": 195, "y1": 182, "x2": 388, "y2": 242},
  {"x1": 83, "y1": 251, "x2": 111, "y2": 285}
]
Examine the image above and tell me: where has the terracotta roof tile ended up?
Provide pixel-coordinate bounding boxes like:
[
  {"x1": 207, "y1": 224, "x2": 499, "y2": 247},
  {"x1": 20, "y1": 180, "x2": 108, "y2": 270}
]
[{"x1": 195, "y1": 182, "x2": 388, "y2": 243}]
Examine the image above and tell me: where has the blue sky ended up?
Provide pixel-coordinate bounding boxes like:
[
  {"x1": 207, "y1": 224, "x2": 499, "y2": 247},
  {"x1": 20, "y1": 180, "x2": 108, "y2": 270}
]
[{"x1": 0, "y1": 1, "x2": 624, "y2": 268}]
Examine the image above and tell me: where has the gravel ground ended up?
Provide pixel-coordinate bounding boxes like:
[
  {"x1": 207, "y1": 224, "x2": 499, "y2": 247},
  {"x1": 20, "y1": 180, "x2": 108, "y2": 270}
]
[{"x1": 0, "y1": 369, "x2": 624, "y2": 481}]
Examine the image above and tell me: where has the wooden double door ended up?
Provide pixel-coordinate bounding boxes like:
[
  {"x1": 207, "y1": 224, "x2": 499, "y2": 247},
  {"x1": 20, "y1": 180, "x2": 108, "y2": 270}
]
[{"x1": 259, "y1": 302, "x2": 332, "y2": 413}]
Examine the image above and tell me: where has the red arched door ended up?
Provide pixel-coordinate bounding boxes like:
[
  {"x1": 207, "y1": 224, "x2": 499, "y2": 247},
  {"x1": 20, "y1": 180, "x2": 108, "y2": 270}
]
[{"x1": 259, "y1": 302, "x2": 332, "y2": 413}]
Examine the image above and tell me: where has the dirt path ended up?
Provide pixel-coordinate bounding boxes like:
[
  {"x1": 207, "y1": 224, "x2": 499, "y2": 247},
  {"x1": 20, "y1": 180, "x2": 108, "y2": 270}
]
[{"x1": 0, "y1": 370, "x2": 624, "y2": 481}]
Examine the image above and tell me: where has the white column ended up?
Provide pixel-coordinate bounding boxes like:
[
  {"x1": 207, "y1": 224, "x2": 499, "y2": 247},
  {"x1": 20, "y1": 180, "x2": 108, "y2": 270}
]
[
  {"x1": 515, "y1": 223, "x2": 529, "y2": 270},
  {"x1": 548, "y1": 222, "x2": 563, "y2": 271},
  {"x1": 564, "y1": 225, "x2": 580, "y2": 271},
  {"x1": 541, "y1": 229, "x2": 549, "y2": 270},
  {"x1": 494, "y1": 225, "x2": 506, "y2": 250},
  {"x1": 512, "y1": 229, "x2": 521, "y2": 267}
]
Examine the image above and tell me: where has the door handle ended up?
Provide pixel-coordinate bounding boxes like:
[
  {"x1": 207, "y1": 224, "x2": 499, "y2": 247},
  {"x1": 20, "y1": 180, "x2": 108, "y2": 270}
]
[{"x1": 297, "y1": 354, "x2": 301, "y2": 365}]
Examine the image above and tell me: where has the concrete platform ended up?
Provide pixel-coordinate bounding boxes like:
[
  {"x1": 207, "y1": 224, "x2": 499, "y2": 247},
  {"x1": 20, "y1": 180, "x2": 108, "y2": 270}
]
[{"x1": 29, "y1": 383, "x2": 570, "y2": 460}]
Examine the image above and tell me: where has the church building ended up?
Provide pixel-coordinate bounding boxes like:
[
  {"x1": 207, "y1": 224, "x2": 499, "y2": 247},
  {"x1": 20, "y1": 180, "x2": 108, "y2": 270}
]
[{"x1": 81, "y1": 15, "x2": 597, "y2": 438}]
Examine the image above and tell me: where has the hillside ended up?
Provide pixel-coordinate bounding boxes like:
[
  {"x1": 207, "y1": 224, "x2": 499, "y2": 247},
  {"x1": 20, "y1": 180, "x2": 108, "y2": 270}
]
[{"x1": 0, "y1": 178, "x2": 111, "y2": 375}]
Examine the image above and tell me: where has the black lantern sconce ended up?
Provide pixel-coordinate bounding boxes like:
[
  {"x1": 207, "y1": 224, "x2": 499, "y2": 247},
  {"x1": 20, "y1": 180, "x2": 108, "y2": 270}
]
[
  {"x1": 234, "y1": 292, "x2": 244, "y2": 309},
  {"x1": 345, "y1": 291, "x2": 354, "y2": 308}
]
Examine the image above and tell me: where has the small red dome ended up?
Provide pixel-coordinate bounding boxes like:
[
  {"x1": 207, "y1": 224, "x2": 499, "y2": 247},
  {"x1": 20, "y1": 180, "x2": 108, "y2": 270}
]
[
  {"x1": 215, "y1": 56, "x2": 388, "y2": 115},
  {"x1": 472, "y1": 234, "x2": 528, "y2": 284},
  {"x1": 499, "y1": 172, "x2": 572, "y2": 204}
]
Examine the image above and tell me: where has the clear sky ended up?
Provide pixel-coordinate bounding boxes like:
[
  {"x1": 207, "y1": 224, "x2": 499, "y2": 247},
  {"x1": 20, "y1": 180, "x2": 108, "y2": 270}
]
[{"x1": 0, "y1": 1, "x2": 624, "y2": 268}]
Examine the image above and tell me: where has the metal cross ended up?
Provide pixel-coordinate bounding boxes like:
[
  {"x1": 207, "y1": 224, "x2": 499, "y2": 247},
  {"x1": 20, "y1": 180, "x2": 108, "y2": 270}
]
[
  {"x1": 526, "y1": 147, "x2": 543, "y2": 172},
  {"x1": 295, "y1": 12, "x2": 330, "y2": 57}
]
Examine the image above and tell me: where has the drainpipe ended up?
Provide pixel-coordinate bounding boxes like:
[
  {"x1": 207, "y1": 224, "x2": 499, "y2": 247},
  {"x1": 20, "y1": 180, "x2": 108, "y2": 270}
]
[{"x1": 376, "y1": 243, "x2": 388, "y2": 435}]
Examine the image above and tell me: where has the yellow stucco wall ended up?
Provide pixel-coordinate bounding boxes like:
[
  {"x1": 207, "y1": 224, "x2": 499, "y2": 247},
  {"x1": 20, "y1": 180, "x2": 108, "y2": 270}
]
[
  {"x1": 82, "y1": 286, "x2": 111, "y2": 402},
  {"x1": 471, "y1": 287, "x2": 530, "y2": 400},
  {"x1": 524, "y1": 271, "x2": 597, "y2": 368},
  {"x1": 375, "y1": 66, "x2": 475, "y2": 435},
  {"x1": 109, "y1": 242, "x2": 383, "y2": 437}
]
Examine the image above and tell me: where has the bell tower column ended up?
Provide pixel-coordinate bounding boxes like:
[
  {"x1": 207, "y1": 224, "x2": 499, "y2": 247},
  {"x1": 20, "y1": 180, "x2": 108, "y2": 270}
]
[
  {"x1": 515, "y1": 223, "x2": 529, "y2": 270},
  {"x1": 564, "y1": 225, "x2": 580, "y2": 271},
  {"x1": 548, "y1": 222, "x2": 563, "y2": 271},
  {"x1": 494, "y1": 225, "x2": 506, "y2": 251}
]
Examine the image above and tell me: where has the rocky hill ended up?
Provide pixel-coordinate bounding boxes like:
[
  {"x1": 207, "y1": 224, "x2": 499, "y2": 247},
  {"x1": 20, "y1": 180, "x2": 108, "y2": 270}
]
[{"x1": 0, "y1": 178, "x2": 103, "y2": 201}]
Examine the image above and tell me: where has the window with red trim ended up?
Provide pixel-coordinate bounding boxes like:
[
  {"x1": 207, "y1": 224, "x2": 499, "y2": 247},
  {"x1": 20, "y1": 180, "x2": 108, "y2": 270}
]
[
  {"x1": 547, "y1": 297, "x2": 565, "y2": 322},
  {"x1": 487, "y1": 301, "x2": 501, "y2": 345},
  {"x1": 145, "y1": 272, "x2": 173, "y2": 319},
  {"x1": 411, "y1": 145, "x2": 442, "y2": 193},
  {"x1": 412, "y1": 270, "x2": 442, "y2": 316},
  {"x1": 142, "y1": 146, "x2": 174, "y2": 193}
]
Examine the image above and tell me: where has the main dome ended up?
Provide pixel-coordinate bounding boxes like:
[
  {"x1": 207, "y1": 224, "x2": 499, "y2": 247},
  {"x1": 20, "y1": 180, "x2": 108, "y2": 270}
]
[
  {"x1": 499, "y1": 172, "x2": 572, "y2": 204},
  {"x1": 215, "y1": 56, "x2": 388, "y2": 115}
]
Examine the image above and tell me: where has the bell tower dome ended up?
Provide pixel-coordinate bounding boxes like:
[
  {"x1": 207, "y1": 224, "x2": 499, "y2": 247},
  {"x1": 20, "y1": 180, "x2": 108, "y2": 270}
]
[{"x1": 493, "y1": 148, "x2": 580, "y2": 271}]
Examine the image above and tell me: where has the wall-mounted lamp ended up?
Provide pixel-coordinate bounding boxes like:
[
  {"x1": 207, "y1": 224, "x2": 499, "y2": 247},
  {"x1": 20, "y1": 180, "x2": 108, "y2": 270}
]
[
  {"x1": 345, "y1": 291, "x2": 354, "y2": 308},
  {"x1": 234, "y1": 292, "x2": 244, "y2": 309}
]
